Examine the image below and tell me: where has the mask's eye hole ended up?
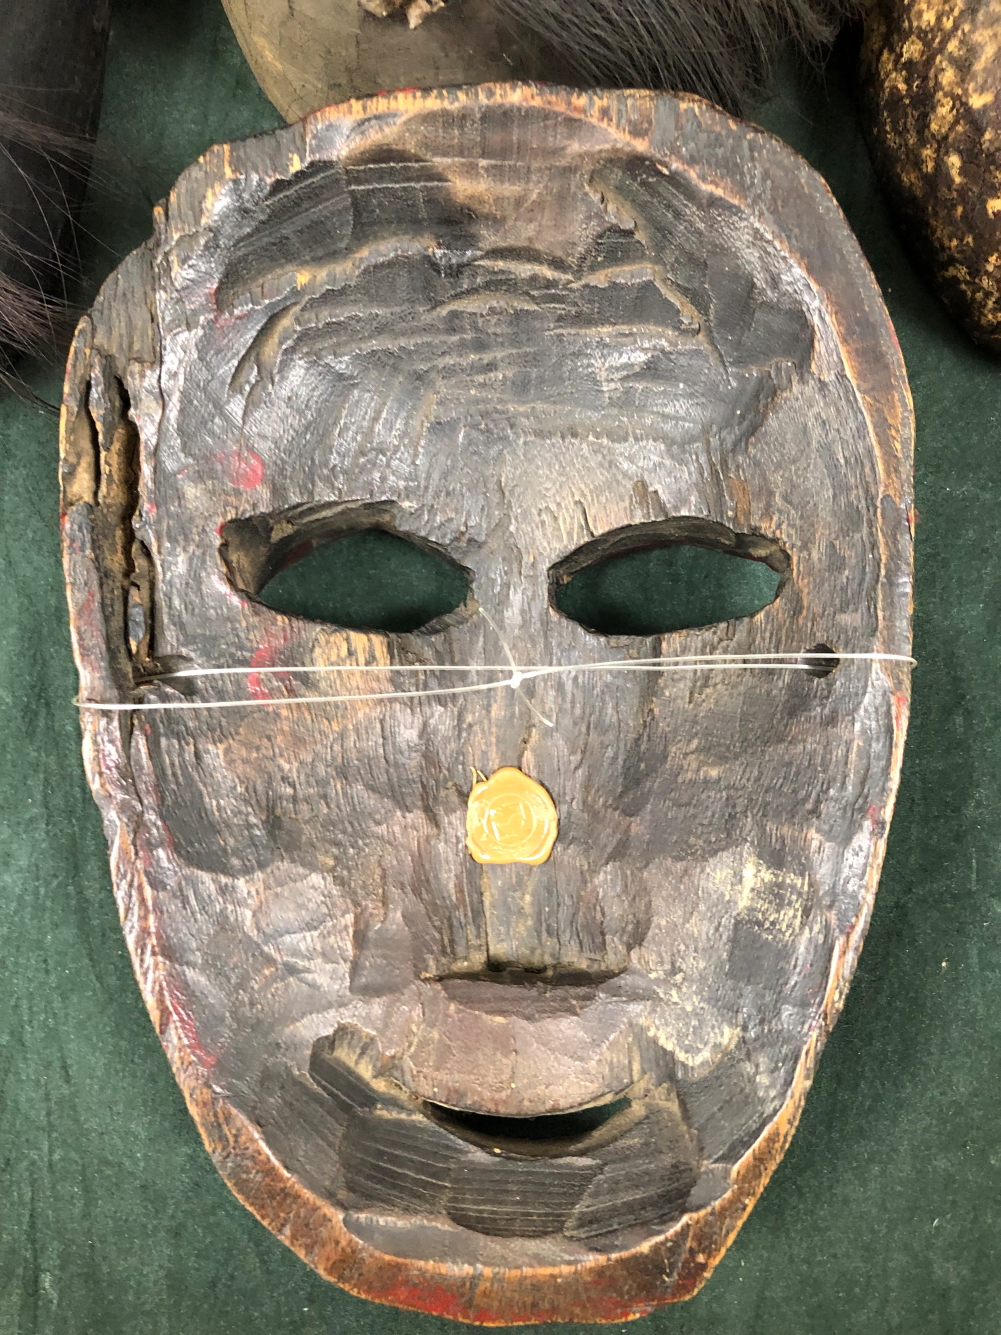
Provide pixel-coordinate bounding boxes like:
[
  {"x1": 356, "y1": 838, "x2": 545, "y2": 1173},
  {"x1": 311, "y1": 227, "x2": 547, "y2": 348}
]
[
  {"x1": 549, "y1": 519, "x2": 787, "y2": 636},
  {"x1": 221, "y1": 504, "x2": 471, "y2": 633},
  {"x1": 257, "y1": 528, "x2": 470, "y2": 632}
]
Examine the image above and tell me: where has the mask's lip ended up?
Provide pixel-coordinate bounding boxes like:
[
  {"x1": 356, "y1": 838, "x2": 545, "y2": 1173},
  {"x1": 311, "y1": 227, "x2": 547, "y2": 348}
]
[
  {"x1": 308, "y1": 1027, "x2": 647, "y2": 1160},
  {"x1": 385, "y1": 970, "x2": 668, "y2": 1115},
  {"x1": 310, "y1": 997, "x2": 674, "y2": 1149}
]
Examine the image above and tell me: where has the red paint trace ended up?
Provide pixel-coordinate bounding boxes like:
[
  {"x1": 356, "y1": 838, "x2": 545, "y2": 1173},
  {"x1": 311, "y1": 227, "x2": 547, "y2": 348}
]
[
  {"x1": 160, "y1": 974, "x2": 218, "y2": 1074},
  {"x1": 247, "y1": 635, "x2": 297, "y2": 700},
  {"x1": 218, "y1": 448, "x2": 264, "y2": 489}
]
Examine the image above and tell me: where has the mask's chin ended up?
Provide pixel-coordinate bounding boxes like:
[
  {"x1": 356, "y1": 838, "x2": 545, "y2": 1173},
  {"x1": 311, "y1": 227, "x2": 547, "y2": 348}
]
[{"x1": 250, "y1": 1007, "x2": 714, "y2": 1265}]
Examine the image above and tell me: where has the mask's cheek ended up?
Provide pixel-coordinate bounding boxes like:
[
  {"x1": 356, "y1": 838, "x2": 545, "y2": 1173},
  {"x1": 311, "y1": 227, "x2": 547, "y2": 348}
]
[
  {"x1": 141, "y1": 720, "x2": 278, "y2": 876},
  {"x1": 130, "y1": 726, "x2": 361, "y2": 1083},
  {"x1": 142, "y1": 702, "x2": 436, "y2": 874},
  {"x1": 151, "y1": 859, "x2": 361, "y2": 1095},
  {"x1": 634, "y1": 840, "x2": 837, "y2": 1152},
  {"x1": 616, "y1": 667, "x2": 872, "y2": 863},
  {"x1": 139, "y1": 707, "x2": 488, "y2": 999}
]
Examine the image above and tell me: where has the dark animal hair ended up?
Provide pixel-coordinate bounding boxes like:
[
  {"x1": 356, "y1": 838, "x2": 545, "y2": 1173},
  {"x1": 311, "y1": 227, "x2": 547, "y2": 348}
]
[
  {"x1": 490, "y1": 0, "x2": 863, "y2": 113},
  {"x1": 1, "y1": 0, "x2": 109, "y2": 399},
  {"x1": 0, "y1": 104, "x2": 90, "y2": 374}
]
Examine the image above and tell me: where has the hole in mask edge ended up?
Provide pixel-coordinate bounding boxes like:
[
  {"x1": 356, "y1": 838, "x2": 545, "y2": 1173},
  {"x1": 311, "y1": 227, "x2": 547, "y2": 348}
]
[
  {"x1": 548, "y1": 517, "x2": 788, "y2": 639},
  {"x1": 800, "y1": 642, "x2": 840, "y2": 678},
  {"x1": 220, "y1": 503, "x2": 474, "y2": 635}
]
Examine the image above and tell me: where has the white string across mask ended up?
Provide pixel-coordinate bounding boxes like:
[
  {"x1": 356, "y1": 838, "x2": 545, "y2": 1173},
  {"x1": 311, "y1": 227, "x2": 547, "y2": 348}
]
[{"x1": 77, "y1": 649, "x2": 915, "y2": 720}]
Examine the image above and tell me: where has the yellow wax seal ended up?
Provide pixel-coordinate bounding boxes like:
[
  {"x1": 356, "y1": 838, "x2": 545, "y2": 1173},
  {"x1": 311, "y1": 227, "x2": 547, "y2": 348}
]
[{"x1": 465, "y1": 766, "x2": 559, "y2": 865}]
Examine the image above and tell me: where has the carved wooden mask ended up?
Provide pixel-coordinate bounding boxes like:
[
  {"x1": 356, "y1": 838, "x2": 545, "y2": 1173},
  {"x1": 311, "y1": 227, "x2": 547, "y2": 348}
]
[{"x1": 60, "y1": 86, "x2": 912, "y2": 1323}]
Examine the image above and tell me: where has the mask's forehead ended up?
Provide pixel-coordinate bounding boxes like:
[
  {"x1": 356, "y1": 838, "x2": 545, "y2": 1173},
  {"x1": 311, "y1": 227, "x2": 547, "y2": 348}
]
[{"x1": 148, "y1": 116, "x2": 868, "y2": 647}]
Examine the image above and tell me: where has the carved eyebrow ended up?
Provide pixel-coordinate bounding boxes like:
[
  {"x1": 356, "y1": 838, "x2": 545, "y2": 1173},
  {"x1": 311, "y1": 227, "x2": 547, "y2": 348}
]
[
  {"x1": 466, "y1": 256, "x2": 573, "y2": 284},
  {"x1": 217, "y1": 161, "x2": 353, "y2": 311},
  {"x1": 217, "y1": 152, "x2": 475, "y2": 313},
  {"x1": 225, "y1": 271, "x2": 714, "y2": 436},
  {"x1": 226, "y1": 237, "x2": 443, "y2": 397},
  {"x1": 228, "y1": 244, "x2": 714, "y2": 402}
]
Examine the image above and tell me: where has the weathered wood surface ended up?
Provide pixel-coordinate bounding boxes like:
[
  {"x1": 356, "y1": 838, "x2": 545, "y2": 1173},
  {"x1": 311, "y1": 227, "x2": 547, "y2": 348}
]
[
  {"x1": 860, "y1": 0, "x2": 1001, "y2": 353},
  {"x1": 221, "y1": 0, "x2": 567, "y2": 121},
  {"x1": 60, "y1": 84, "x2": 912, "y2": 1323}
]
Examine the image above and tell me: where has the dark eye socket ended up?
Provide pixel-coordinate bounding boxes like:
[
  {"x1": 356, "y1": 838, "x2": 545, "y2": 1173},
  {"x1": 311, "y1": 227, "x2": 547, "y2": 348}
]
[
  {"x1": 221, "y1": 506, "x2": 471, "y2": 633},
  {"x1": 549, "y1": 519, "x2": 786, "y2": 637},
  {"x1": 256, "y1": 528, "x2": 470, "y2": 632}
]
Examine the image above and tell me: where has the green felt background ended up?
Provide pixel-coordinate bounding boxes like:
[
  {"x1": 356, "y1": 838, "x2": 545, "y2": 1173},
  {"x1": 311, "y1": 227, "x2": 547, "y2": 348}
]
[{"x1": 2, "y1": 3, "x2": 1000, "y2": 1332}]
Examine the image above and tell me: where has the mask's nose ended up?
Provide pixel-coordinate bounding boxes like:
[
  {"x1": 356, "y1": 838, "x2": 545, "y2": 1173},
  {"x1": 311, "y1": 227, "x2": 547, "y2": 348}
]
[
  {"x1": 465, "y1": 766, "x2": 558, "y2": 866},
  {"x1": 460, "y1": 764, "x2": 626, "y2": 979}
]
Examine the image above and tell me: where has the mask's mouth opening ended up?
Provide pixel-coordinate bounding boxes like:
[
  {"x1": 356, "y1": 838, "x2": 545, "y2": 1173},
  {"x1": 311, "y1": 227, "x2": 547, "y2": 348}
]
[{"x1": 422, "y1": 1094, "x2": 635, "y2": 1158}]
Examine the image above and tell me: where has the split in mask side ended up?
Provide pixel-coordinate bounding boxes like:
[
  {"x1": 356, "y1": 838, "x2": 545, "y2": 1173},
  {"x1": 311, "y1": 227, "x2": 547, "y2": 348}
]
[{"x1": 60, "y1": 354, "x2": 163, "y2": 691}]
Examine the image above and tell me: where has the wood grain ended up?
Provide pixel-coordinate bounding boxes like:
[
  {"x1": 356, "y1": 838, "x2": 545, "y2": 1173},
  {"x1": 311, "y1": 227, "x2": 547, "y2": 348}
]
[{"x1": 60, "y1": 84, "x2": 912, "y2": 1322}]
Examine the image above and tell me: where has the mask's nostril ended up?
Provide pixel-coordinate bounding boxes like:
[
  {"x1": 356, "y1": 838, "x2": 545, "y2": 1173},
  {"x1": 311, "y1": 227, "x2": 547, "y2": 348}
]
[{"x1": 801, "y1": 643, "x2": 840, "y2": 678}]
